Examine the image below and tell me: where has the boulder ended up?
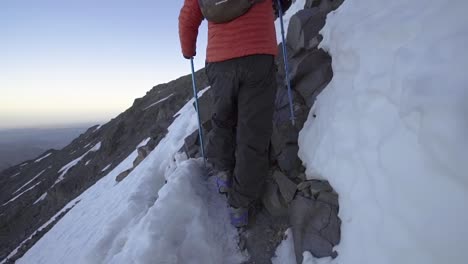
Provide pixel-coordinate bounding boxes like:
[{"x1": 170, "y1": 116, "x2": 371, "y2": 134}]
[
  {"x1": 277, "y1": 144, "x2": 302, "y2": 174},
  {"x1": 289, "y1": 195, "x2": 341, "y2": 263},
  {"x1": 294, "y1": 58, "x2": 333, "y2": 107},
  {"x1": 133, "y1": 145, "x2": 152, "y2": 167},
  {"x1": 115, "y1": 169, "x2": 132, "y2": 182},
  {"x1": 272, "y1": 170, "x2": 297, "y2": 203},
  {"x1": 286, "y1": 8, "x2": 326, "y2": 56},
  {"x1": 289, "y1": 49, "x2": 330, "y2": 87},
  {"x1": 262, "y1": 180, "x2": 289, "y2": 217}
]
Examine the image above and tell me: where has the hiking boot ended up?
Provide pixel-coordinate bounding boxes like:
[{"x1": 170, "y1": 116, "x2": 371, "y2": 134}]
[
  {"x1": 229, "y1": 206, "x2": 248, "y2": 228},
  {"x1": 216, "y1": 171, "x2": 232, "y2": 194}
]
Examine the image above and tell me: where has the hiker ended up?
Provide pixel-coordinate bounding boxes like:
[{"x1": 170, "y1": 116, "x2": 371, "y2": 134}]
[{"x1": 178, "y1": 0, "x2": 292, "y2": 228}]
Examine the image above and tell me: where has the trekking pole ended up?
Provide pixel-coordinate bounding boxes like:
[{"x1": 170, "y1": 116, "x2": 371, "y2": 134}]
[
  {"x1": 277, "y1": 0, "x2": 296, "y2": 126},
  {"x1": 190, "y1": 57, "x2": 207, "y2": 167}
]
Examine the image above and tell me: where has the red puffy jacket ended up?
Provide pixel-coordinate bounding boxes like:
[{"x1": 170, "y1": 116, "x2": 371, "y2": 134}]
[{"x1": 178, "y1": 0, "x2": 278, "y2": 63}]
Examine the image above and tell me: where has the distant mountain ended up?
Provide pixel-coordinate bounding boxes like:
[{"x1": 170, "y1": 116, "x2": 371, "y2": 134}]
[{"x1": 0, "y1": 127, "x2": 92, "y2": 172}]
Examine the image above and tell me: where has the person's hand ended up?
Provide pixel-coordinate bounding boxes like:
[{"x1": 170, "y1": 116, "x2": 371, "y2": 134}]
[{"x1": 183, "y1": 52, "x2": 196, "y2": 60}]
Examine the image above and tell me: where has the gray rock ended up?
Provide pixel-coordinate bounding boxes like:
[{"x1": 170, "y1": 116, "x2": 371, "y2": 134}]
[
  {"x1": 181, "y1": 129, "x2": 208, "y2": 159},
  {"x1": 305, "y1": 0, "x2": 345, "y2": 13},
  {"x1": 287, "y1": 8, "x2": 326, "y2": 56},
  {"x1": 270, "y1": 123, "x2": 284, "y2": 158},
  {"x1": 133, "y1": 145, "x2": 152, "y2": 167},
  {"x1": 115, "y1": 169, "x2": 132, "y2": 183},
  {"x1": 289, "y1": 195, "x2": 340, "y2": 263},
  {"x1": 262, "y1": 180, "x2": 288, "y2": 217},
  {"x1": 192, "y1": 90, "x2": 212, "y2": 125},
  {"x1": 272, "y1": 170, "x2": 297, "y2": 203},
  {"x1": 277, "y1": 145, "x2": 302, "y2": 174},
  {"x1": 294, "y1": 57, "x2": 333, "y2": 107},
  {"x1": 289, "y1": 49, "x2": 330, "y2": 87}
]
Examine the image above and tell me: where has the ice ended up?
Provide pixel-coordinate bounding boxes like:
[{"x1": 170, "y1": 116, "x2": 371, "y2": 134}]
[{"x1": 298, "y1": 0, "x2": 468, "y2": 263}]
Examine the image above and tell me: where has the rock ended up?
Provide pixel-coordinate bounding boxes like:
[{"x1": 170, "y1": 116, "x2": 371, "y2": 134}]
[
  {"x1": 289, "y1": 195, "x2": 341, "y2": 263},
  {"x1": 182, "y1": 130, "x2": 202, "y2": 159},
  {"x1": 270, "y1": 124, "x2": 284, "y2": 158},
  {"x1": 310, "y1": 180, "x2": 333, "y2": 194},
  {"x1": 262, "y1": 180, "x2": 289, "y2": 217},
  {"x1": 192, "y1": 91, "x2": 212, "y2": 125},
  {"x1": 294, "y1": 57, "x2": 333, "y2": 107},
  {"x1": 275, "y1": 42, "x2": 295, "y2": 84},
  {"x1": 277, "y1": 145, "x2": 302, "y2": 174},
  {"x1": 115, "y1": 169, "x2": 132, "y2": 182},
  {"x1": 272, "y1": 170, "x2": 297, "y2": 203},
  {"x1": 286, "y1": 8, "x2": 326, "y2": 56},
  {"x1": 133, "y1": 145, "x2": 152, "y2": 167},
  {"x1": 305, "y1": 0, "x2": 345, "y2": 13},
  {"x1": 289, "y1": 49, "x2": 330, "y2": 87}
]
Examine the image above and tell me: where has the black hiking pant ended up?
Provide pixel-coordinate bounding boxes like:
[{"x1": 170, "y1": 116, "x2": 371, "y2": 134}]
[{"x1": 205, "y1": 54, "x2": 277, "y2": 208}]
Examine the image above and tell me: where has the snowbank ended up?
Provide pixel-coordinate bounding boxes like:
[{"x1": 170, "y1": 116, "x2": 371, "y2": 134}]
[{"x1": 298, "y1": 0, "x2": 468, "y2": 263}]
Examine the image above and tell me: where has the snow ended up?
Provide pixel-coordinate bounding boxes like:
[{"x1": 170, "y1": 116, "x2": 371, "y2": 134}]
[
  {"x1": 297, "y1": 0, "x2": 468, "y2": 263},
  {"x1": 34, "y1": 153, "x2": 52, "y2": 163},
  {"x1": 0, "y1": 199, "x2": 81, "y2": 264},
  {"x1": 272, "y1": 229, "x2": 296, "y2": 264},
  {"x1": 92, "y1": 125, "x2": 102, "y2": 133},
  {"x1": 143, "y1": 93, "x2": 174, "y2": 110},
  {"x1": 33, "y1": 192, "x2": 48, "y2": 205},
  {"x1": 137, "y1": 137, "x2": 151, "y2": 148},
  {"x1": 10, "y1": 172, "x2": 21, "y2": 178},
  {"x1": 101, "y1": 163, "x2": 112, "y2": 172},
  {"x1": 19, "y1": 162, "x2": 28, "y2": 167},
  {"x1": 54, "y1": 142, "x2": 102, "y2": 185},
  {"x1": 85, "y1": 160, "x2": 91, "y2": 166},
  {"x1": 15, "y1": 87, "x2": 218, "y2": 264},
  {"x1": 13, "y1": 169, "x2": 46, "y2": 195},
  {"x1": 2, "y1": 181, "x2": 42, "y2": 206}
]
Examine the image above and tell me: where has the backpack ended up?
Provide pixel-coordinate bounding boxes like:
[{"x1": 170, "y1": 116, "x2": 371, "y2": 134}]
[{"x1": 198, "y1": 0, "x2": 265, "y2": 24}]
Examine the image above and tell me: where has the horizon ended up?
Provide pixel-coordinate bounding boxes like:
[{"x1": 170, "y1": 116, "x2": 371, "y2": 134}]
[{"x1": 1, "y1": 0, "x2": 208, "y2": 130}]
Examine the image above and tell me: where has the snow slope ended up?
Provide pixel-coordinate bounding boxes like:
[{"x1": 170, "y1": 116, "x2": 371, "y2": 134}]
[
  {"x1": 13, "y1": 88, "x2": 243, "y2": 264},
  {"x1": 298, "y1": 0, "x2": 468, "y2": 263}
]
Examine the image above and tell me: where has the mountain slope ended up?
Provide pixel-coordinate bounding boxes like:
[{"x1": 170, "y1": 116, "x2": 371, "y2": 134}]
[
  {"x1": 0, "y1": 70, "x2": 209, "y2": 262},
  {"x1": 2, "y1": 0, "x2": 468, "y2": 263}
]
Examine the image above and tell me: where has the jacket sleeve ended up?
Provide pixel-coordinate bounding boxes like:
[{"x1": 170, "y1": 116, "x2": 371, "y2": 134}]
[{"x1": 178, "y1": 0, "x2": 204, "y2": 59}]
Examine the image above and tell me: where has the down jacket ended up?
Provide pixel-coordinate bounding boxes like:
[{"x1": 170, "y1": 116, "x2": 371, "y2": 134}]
[{"x1": 178, "y1": 0, "x2": 278, "y2": 62}]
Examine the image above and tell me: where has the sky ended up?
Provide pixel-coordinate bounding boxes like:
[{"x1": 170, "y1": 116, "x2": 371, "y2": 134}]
[{"x1": 0, "y1": 0, "x2": 208, "y2": 129}]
